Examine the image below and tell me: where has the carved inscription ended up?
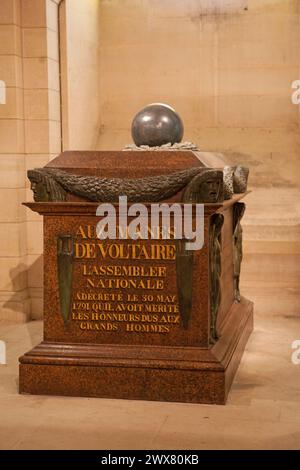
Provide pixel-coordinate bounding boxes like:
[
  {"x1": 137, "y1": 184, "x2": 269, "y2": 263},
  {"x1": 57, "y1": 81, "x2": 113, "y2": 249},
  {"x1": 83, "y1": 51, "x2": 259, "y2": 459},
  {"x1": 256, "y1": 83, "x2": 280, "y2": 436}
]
[{"x1": 69, "y1": 225, "x2": 180, "y2": 334}]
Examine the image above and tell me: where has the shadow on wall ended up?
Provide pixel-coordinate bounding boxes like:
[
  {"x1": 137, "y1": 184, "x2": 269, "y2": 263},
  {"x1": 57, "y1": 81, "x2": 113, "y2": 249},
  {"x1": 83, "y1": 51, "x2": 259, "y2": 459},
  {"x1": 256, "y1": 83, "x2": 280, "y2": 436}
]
[{"x1": 3, "y1": 256, "x2": 44, "y2": 323}]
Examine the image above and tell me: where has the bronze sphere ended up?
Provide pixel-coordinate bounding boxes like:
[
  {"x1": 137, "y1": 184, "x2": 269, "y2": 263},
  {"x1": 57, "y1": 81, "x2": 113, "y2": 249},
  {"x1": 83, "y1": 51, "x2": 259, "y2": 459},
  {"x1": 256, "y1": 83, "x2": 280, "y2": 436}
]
[{"x1": 131, "y1": 103, "x2": 184, "y2": 147}]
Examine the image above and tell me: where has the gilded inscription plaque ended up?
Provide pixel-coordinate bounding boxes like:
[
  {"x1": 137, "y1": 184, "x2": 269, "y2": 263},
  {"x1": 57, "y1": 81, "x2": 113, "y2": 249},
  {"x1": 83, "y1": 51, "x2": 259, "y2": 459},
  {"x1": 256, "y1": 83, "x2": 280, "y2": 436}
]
[
  {"x1": 43, "y1": 214, "x2": 209, "y2": 347},
  {"x1": 72, "y1": 224, "x2": 180, "y2": 335}
]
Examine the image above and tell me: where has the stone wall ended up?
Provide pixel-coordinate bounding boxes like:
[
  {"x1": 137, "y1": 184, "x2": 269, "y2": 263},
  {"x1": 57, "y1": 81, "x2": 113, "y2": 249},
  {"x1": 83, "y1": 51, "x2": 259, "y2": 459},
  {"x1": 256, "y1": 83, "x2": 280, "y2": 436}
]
[
  {"x1": 95, "y1": 0, "x2": 300, "y2": 317},
  {"x1": 0, "y1": 0, "x2": 299, "y2": 321}
]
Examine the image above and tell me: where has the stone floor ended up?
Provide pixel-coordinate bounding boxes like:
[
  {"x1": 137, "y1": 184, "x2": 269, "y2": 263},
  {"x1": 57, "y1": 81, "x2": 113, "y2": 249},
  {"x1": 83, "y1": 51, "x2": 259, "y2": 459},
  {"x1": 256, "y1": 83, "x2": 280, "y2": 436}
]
[{"x1": 0, "y1": 312, "x2": 299, "y2": 450}]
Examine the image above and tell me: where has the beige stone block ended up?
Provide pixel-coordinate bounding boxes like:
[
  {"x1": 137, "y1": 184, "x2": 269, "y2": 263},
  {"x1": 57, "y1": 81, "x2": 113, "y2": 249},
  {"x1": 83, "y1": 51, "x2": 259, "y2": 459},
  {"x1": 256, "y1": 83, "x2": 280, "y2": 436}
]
[
  {"x1": 149, "y1": 17, "x2": 216, "y2": 47},
  {"x1": 30, "y1": 296, "x2": 43, "y2": 320},
  {"x1": 47, "y1": 58, "x2": 60, "y2": 91},
  {"x1": 242, "y1": 253, "x2": 300, "y2": 284},
  {"x1": 244, "y1": 224, "x2": 300, "y2": 244},
  {"x1": 47, "y1": 28, "x2": 59, "y2": 61},
  {"x1": 67, "y1": 92, "x2": 98, "y2": 149},
  {"x1": 219, "y1": 67, "x2": 298, "y2": 97},
  {"x1": 24, "y1": 190, "x2": 40, "y2": 222},
  {"x1": 23, "y1": 57, "x2": 48, "y2": 89},
  {"x1": 48, "y1": 89, "x2": 60, "y2": 121},
  {"x1": 0, "y1": 257, "x2": 27, "y2": 292},
  {"x1": 217, "y1": 95, "x2": 298, "y2": 128},
  {"x1": 244, "y1": 240, "x2": 300, "y2": 255},
  {"x1": 24, "y1": 89, "x2": 48, "y2": 120},
  {"x1": 99, "y1": 8, "x2": 151, "y2": 48},
  {"x1": 25, "y1": 153, "x2": 51, "y2": 171},
  {"x1": 182, "y1": 96, "x2": 216, "y2": 128},
  {"x1": 28, "y1": 286, "x2": 43, "y2": 303},
  {"x1": 0, "y1": 188, "x2": 26, "y2": 222},
  {"x1": 0, "y1": 119, "x2": 24, "y2": 153},
  {"x1": 0, "y1": 87, "x2": 23, "y2": 119},
  {"x1": 25, "y1": 187, "x2": 34, "y2": 204},
  {"x1": 98, "y1": 0, "x2": 142, "y2": 19},
  {"x1": 26, "y1": 253, "x2": 43, "y2": 288},
  {"x1": 96, "y1": 129, "x2": 130, "y2": 151},
  {"x1": 26, "y1": 221, "x2": 43, "y2": 255},
  {"x1": 0, "y1": 0, "x2": 21, "y2": 25},
  {"x1": 0, "y1": 299, "x2": 30, "y2": 323},
  {"x1": 0, "y1": 25, "x2": 21, "y2": 55},
  {"x1": 0, "y1": 56, "x2": 22, "y2": 88},
  {"x1": 100, "y1": 45, "x2": 213, "y2": 99},
  {"x1": 249, "y1": 0, "x2": 299, "y2": 15},
  {"x1": 91, "y1": 97, "x2": 131, "y2": 131},
  {"x1": 245, "y1": 188, "x2": 300, "y2": 224},
  {"x1": 0, "y1": 155, "x2": 25, "y2": 189},
  {"x1": 98, "y1": 0, "x2": 193, "y2": 22},
  {"x1": 21, "y1": 0, "x2": 46, "y2": 28},
  {"x1": 218, "y1": 39, "x2": 299, "y2": 69},
  {"x1": 22, "y1": 27, "x2": 47, "y2": 57},
  {"x1": 22, "y1": 27, "x2": 58, "y2": 60},
  {"x1": 0, "y1": 222, "x2": 26, "y2": 257},
  {"x1": 99, "y1": 7, "x2": 215, "y2": 47},
  {"x1": 49, "y1": 120, "x2": 61, "y2": 153},
  {"x1": 0, "y1": 55, "x2": 23, "y2": 88},
  {"x1": 149, "y1": 0, "x2": 248, "y2": 18},
  {"x1": 218, "y1": 12, "x2": 299, "y2": 48},
  {"x1": 46, "y1": 0, "x2": 58, "y2": 32},
  {"x1": 24, "y1": 120, "x2": 50, "y2": 154}
]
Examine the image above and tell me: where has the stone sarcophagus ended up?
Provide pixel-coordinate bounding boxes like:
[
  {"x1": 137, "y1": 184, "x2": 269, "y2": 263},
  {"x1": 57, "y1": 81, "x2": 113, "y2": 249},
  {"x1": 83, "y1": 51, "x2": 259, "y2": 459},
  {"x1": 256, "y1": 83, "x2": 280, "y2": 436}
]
[{"x1": 19, "y1": 150, "x2": 253, "y2": 404}]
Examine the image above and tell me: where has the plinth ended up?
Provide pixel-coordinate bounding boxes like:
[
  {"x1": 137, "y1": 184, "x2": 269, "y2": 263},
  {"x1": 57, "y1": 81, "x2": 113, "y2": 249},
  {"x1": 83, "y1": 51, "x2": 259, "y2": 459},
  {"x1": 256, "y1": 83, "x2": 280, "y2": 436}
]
[{"x1": 19, "y1": 151, "x2": 253, "y2": 404}]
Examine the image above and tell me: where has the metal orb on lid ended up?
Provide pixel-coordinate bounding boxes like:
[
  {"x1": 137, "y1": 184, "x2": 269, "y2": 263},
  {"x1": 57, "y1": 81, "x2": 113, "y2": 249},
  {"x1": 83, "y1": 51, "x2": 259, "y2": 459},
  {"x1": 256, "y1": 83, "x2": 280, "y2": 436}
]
[{"x1": 131, "y1": 103, "x2": 184, "y2": 147}]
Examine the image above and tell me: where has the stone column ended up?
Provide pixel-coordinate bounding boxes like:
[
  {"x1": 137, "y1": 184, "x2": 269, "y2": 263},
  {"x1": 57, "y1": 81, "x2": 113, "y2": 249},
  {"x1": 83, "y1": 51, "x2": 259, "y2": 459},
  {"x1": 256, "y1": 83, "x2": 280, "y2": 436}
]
[
  {"x1": 22, "y1": 0, "x2": 61, "y2": 320},
  {"x1": 0, "y1": 0, "x2": 28, "y2": 322},
  {"x1": 0, "y1": 0, "x2": 61, "y2": 322}
]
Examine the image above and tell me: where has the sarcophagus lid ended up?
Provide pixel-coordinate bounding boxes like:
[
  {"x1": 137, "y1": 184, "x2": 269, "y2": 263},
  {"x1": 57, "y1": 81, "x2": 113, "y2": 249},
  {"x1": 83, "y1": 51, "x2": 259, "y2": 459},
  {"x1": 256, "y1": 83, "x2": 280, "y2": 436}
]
[
  {"x1": 46, "y1": 150, "x2": 209, "y2": 178},
  {"x1": 28, "y1": 150, "x2": 250, "y2": 204}
]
